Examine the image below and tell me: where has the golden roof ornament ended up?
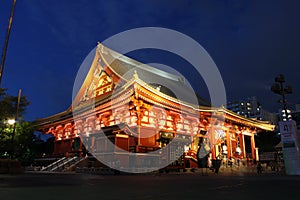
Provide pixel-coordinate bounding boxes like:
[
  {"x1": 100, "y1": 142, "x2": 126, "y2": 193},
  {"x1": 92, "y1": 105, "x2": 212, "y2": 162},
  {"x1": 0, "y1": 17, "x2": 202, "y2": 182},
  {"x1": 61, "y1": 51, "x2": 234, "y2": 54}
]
[{"x1": 133, "y1": 70, "x2": 139, "y2": 79}]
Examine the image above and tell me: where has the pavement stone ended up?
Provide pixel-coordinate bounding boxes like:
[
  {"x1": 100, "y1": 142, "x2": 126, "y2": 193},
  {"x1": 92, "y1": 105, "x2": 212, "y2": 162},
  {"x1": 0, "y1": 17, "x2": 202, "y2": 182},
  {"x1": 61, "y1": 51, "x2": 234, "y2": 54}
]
[{"x1": 21, "y1": 164, "x2": 286, "y2": 177}]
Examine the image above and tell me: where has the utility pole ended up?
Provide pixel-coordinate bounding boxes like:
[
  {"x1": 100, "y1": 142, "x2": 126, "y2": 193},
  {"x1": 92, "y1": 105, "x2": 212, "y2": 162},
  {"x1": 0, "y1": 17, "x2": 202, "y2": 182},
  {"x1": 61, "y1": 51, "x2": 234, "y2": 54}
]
[
  {"x1": 272, "y1": 75, "x2": 300, "y2": 175},
  {"x1": 0, "y1": 0, "x2": 17, "y2": 86}
]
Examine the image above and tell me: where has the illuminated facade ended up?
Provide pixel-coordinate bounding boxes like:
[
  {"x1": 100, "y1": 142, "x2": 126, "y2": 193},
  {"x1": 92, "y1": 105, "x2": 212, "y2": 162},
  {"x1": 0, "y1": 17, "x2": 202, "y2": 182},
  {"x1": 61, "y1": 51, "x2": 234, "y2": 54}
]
[{"x1": 35, "y1": 44, "x2": 274, "y2": 169}]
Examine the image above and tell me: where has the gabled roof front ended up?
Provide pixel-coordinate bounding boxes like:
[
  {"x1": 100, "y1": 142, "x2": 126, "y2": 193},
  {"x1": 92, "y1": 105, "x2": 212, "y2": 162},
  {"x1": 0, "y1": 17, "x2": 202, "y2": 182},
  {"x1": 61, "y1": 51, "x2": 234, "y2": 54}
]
[{"x1": 72, "y1": 43, "x2": 210, "y2": 110}]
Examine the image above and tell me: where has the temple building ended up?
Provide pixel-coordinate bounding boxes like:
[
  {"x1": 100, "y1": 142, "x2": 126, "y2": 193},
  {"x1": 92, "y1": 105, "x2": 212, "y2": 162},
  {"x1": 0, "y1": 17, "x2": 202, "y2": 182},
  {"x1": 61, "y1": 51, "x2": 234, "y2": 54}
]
[{"x1": 35, "y1": 43, "x2": 274, "y2": 171}]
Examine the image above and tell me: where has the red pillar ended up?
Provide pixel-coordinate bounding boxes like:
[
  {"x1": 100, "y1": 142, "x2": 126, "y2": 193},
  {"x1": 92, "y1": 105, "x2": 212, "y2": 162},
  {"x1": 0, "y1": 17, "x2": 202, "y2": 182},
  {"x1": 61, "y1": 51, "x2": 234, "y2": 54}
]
[
  {"x1": 250, "y1": 134, "x2": 256, "y2": 161},
  {"x1": 239, "y1": 133, "x2": 245, "y2": 159},
  {"x1": 226, "y1": 130, "x2": 231, "y2": 159},
  {"x1": 91, "y1": 136, "x2": 95, "y2": 153},
  {"x1": 79, "y1": 138, "x2": 83, "y2": 157},
  {"x1": 210, "y1": 128, "x2": 216, "y2": 160},
  {"x1": 53, "y1": 141, "x2": 59, "y2": 156}
]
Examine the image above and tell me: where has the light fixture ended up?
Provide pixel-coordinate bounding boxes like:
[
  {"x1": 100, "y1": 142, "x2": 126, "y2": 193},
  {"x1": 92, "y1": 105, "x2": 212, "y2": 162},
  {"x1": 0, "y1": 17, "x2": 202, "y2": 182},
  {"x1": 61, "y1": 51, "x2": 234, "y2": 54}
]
[
  {"x1": 236, "y1": 147, "x2": 241, "y2": 154},
  {"x1": 7, "y1": 119, "x2": 16, "y2": 125},
  {"x1": 222, "y1": 144, "x2": 228, "y2": 154}
]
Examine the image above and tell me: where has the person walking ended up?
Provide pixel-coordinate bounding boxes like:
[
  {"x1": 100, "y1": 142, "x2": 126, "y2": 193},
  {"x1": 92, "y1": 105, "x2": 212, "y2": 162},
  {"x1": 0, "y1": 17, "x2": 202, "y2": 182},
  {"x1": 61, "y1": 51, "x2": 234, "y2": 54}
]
[{"x1": 257, "y1": 161, "x2": 262, "y2": 174}]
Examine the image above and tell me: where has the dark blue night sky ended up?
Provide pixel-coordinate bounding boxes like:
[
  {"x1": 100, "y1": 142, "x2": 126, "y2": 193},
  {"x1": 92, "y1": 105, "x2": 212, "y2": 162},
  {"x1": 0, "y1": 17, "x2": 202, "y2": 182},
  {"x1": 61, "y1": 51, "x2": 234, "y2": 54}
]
[{"x1": 1, "y1": 0, "x2": 300, "y2": 121}]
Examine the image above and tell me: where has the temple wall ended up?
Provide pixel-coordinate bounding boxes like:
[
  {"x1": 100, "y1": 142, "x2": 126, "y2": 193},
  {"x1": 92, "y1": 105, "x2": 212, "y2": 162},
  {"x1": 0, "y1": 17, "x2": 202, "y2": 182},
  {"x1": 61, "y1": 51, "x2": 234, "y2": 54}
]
[{"x1": 139, "y1": 126, "x2": 158, "y2": 147}]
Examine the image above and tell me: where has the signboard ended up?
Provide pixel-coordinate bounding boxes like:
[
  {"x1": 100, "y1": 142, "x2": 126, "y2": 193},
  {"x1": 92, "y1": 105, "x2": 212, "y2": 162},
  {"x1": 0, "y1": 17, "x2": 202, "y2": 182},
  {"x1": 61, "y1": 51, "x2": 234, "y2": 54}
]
[
  {"x1": 279, "y1": 120, "x2": 300, "y2": 175},
  {"x1": 259, "y1": 152, "x2": 276, "y2": 161}
]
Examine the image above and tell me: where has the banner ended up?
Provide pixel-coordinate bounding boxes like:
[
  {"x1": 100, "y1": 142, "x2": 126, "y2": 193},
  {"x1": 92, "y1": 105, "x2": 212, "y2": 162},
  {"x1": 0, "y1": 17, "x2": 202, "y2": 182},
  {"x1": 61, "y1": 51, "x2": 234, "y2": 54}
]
[{"x1": 279, "y1": 120, "x2": 300, "y2": 175}]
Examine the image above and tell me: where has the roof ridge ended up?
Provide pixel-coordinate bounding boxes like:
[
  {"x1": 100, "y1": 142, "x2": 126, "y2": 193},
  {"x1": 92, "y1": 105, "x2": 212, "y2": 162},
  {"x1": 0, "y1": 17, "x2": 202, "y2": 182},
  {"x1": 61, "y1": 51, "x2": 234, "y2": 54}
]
[{"x1": 97, "y1": 43, "x2": 185, "y2": 83}]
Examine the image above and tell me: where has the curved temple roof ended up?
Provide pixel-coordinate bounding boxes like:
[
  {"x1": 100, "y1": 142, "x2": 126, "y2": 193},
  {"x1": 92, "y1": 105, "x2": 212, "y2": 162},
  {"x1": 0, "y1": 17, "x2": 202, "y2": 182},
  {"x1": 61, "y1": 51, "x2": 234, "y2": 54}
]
[
  {"x1": 103, "y1": 44, "x2": 211, "y2": 107},
  {"x1": 35, "y1": 43, "x2": 275, "y2": 132}
]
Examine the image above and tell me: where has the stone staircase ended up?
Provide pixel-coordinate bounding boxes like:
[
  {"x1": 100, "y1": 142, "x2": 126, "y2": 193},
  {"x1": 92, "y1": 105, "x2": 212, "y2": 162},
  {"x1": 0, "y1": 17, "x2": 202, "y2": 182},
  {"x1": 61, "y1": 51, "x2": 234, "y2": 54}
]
[{"x1": 41, "y1": 156, "x2": 85, "y2": 172}]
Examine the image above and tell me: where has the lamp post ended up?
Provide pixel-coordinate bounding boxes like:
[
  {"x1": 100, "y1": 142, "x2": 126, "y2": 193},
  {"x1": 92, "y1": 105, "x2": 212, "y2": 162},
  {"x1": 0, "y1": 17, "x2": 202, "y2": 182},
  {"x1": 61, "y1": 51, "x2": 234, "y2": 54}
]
[
  {"x1": 6, "y1": 118, "x2": 16, "y2": 159},
  {"x1": 271, "y1": 74, "x2": 293, "y2": 121},
  {"x1": 9, "y1": 89, "x2": 21, "y2": 159},
  {"x1": 272, "y1": 75, "x2": 300, "y2": 175}
]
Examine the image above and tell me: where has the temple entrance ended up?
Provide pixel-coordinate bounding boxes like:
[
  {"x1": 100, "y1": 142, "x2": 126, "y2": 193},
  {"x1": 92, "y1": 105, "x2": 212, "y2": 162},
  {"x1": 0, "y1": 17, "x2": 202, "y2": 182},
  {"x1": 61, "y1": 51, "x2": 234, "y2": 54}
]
[{"x1": 244, "y1": 135, "x2": 253, "y2": 161}]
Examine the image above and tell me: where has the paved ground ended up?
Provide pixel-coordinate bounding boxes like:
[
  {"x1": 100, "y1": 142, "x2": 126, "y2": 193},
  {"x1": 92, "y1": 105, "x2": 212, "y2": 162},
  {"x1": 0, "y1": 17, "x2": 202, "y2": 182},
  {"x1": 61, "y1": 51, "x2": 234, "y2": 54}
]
[{"x1": 1, "y1": 168, "x2": 299, "y2": 200}]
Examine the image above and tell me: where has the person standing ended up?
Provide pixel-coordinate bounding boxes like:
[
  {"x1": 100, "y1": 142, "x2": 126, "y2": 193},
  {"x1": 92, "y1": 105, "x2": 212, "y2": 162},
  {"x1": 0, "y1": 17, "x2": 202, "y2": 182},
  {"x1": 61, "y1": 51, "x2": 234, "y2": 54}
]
[{"x1": 257, "y1": 162, "x2": 262, "y2": 174}]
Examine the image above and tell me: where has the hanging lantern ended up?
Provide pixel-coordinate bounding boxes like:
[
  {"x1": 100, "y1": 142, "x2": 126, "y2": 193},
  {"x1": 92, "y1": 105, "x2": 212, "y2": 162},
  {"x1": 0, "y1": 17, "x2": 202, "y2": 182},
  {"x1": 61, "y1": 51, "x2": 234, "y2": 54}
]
[
  {"x1": 222, "y1": 144, "x2": 228, "y2": 154},
  {"x1": 236, "y1": 146, "x2": 241, "y2": 154}
]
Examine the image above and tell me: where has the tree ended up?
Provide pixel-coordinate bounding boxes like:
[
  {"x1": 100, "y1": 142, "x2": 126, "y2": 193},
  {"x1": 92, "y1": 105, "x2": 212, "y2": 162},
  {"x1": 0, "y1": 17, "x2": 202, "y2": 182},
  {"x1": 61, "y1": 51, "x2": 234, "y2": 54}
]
[
  {"x1": 31, "y1": 133, "x2": 54, "y2": 158},
  {"x1": 0, "y1": 88, "x2": 34, "y2": 165},
  {"x1": 0, "y1": 88, "x2": 29, "y2": 120}
]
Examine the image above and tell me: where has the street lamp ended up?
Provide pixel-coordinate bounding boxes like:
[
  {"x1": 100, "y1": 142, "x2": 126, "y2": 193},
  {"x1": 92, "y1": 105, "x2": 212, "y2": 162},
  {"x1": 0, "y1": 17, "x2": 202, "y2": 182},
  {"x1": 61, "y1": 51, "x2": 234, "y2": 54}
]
[
  {"x1": 271, "y1": 74, "x2": 293, "y2": 121},
  {"x1": 7, "y1": 89, "x2": 21, "y2": 159},
  {"x1": 7, "y1": 119, "x2": 15, "y2": 125},
  {"x1": 6, "y1": 118, "x2": 17, "y2": 159}
]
